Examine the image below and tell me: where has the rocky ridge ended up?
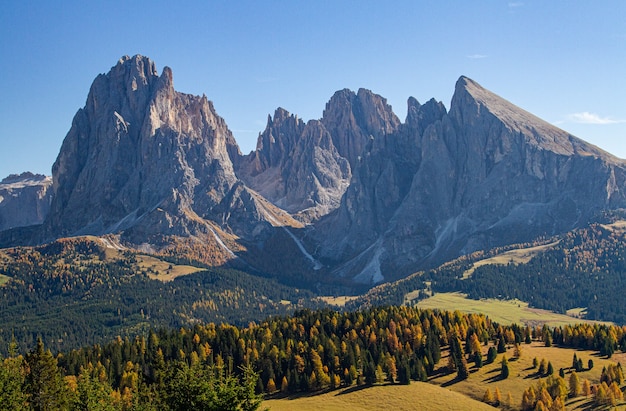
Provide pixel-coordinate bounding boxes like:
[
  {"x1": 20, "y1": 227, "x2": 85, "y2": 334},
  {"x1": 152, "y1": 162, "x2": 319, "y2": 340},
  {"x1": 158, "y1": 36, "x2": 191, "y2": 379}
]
[
  {"x1": 2, "y1": 57, "x2": 626, "y2": 289},
  {"x1": 0, "y1": 172, "x2": 52, "y2": 231}
]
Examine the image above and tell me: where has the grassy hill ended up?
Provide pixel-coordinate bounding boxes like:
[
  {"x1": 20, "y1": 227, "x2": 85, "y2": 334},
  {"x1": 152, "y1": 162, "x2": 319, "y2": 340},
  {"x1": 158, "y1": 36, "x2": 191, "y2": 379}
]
[{"x1": 263, "y1": 381, "x2": 497, "y2": 411}]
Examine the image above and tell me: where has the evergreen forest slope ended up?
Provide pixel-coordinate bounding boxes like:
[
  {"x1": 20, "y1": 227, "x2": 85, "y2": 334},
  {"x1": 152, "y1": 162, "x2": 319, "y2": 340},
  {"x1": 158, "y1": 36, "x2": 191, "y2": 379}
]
[
  {"x1": 351, "y1": 214, "x2": 626, "y2": 324},
  {"x1": 0, "y1": 237, "x2": 323, "y2": 353}
]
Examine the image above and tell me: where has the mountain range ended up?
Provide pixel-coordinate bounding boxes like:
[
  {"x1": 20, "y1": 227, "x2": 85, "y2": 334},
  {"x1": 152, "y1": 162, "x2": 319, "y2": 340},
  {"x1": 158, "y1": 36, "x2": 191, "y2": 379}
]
[{"x1": 1, "y1": 55, "x2": 625, "y2": 289}]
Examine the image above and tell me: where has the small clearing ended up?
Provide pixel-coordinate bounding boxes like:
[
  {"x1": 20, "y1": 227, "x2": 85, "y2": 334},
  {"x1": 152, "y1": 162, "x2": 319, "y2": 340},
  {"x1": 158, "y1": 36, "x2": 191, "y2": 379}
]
[
  {"x1": 462, "y1": 241, "x2": 559, "y2": 279},
  {"x1": 136, "y1": 255, "x2": 203, "y2": 282},
  {"x1": 0, "y1": 274, "x2": 9, "y2": 286},
  {"x1": 318, "y1": 296, "x2": 359, "y2": 307}
]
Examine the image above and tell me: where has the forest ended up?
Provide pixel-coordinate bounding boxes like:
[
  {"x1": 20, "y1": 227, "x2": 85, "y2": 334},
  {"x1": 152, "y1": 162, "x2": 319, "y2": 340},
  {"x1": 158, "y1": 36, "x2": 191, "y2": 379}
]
[
  {"x1": 0, "y1": 238, "x2": 324, "y2": 354},
  {"x1": 1, "y1": 305, "x2": 625, "y2": 410}
]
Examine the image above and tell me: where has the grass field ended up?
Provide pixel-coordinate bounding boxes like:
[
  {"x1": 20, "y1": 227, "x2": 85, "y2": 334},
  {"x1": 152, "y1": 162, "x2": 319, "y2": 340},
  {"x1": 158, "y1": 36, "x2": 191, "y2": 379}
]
[
  {"x1": 416, "y1": 292, "x2": 608, "y2": 327},
  {"x1": 0, "y1": 273, "x2": 9, "y2": 286},
  {"x1": 431, "y1": 342, "x2": 626, "y2": 410},
  {"x1": 318, "y1": 296, "x2": 360, "y2": 307},
  {"x1": 263, "y1": 380, "x2": 497, "y2": 411},
  {"x1": 462, "y1": 241, "x2": 559, "y2": 279},
  {"x1": 136, "y1": 254, "x2": 203, "y2": 282}
]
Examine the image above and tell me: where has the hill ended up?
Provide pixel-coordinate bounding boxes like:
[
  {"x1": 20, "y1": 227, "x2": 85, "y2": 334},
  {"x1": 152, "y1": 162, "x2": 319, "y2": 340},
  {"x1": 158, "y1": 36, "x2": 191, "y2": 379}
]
[
  {"x1": 0, "y1": 236, "x2": 323, "y2": 353},
  {"x1": 262, "y1": 381, "x2": 497, "y2": 411}
]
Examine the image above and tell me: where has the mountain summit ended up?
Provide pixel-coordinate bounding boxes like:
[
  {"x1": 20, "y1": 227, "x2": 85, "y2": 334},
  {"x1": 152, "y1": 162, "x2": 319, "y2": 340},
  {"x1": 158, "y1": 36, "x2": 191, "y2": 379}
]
[{"x1": 2, "y1": 57, "x2": 625, "y2": 288}]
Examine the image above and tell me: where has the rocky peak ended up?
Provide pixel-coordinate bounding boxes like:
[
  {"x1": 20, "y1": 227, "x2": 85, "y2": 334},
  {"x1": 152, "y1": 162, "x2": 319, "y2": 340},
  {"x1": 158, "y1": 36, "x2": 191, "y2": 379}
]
[
  {"x1": 0, "y1": 173, "x2": 52, "y2": 231},
  {"x1": 245, "y1": 107, "x2": 305, "y2": 175},
  {"x1": 405, "y1": 97, "x2": 447, "y2": 137},
  {"x1": 321, "y1": 88, "x2": 400, "y2": 167},
  {"x1": 46, "y1": 55, "x2": 242, "y2": 239}
]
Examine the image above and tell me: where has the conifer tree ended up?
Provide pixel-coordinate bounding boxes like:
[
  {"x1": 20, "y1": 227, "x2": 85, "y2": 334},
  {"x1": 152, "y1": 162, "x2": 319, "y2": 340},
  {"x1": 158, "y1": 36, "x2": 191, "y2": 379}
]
[
  {"x1": 483, "y1": 388, "x2": 493, "y2": 404},
  {"x1": 568, "y1": 371, "x2": 581, "y2": 397},
  {"x1": 24, "y1": 338, "x2": 70, "y2": 411},
  {"x1": 501, "y1": 356, "x2": 510, "y2": 379},
  {"x1": 0, "y1": 340, "x2": 28, "y2": 411}
]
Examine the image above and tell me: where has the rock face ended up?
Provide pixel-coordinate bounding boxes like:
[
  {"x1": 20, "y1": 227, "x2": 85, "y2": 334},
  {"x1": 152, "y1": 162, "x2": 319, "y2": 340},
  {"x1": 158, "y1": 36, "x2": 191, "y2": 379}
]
[
  {"x1": 0, "y1": 173, "x2": 52, "y2": 231},
  {"x1": 43, "y1": 55, "x2": 294, "y2": 264},
  {"x1": 313, "y1": 76, "x2": 626, "y2": 282},
  {"x1": 3, "y1": 57, "x2": 626, "y2": 289}
]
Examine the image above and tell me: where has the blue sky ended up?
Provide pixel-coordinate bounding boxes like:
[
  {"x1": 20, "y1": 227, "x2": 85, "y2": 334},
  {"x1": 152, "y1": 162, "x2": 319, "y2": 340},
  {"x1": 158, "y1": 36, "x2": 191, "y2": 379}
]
[{"x1": 1, "y1": 1, "x2": 625, "y2": 179}]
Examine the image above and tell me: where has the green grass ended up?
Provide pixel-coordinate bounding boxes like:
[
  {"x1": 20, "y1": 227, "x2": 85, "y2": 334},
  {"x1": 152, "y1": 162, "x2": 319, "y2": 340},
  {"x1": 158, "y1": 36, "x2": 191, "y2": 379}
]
[
  {"x1": 415, "y1": 292, "x2": 609, "y2": 327},
  {"x1": 263, "y1": 381, "x2": 497, "y2": 411},
  {"x1": 0, "y1": 273, "x2": 9, "y2": 286}
]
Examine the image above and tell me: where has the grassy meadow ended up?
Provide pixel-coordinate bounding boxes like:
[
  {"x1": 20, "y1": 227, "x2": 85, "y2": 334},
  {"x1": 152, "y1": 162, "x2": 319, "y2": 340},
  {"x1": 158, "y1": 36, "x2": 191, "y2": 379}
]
[
  {"x1": 263, "y1": 380, "x2": 497, "y2": 411},
  {"x1": 462, "y1": 241, "x2": 560, "y2": 279},
  {"x1": 416, "y1": 292, "x2": 609, "y2": 327},
  {"x1": 264, "y1": 341, "x2": 626, "y2": 411},
  {"x1": 431, "y1": 342, "x2": 626, "y2": 409}
]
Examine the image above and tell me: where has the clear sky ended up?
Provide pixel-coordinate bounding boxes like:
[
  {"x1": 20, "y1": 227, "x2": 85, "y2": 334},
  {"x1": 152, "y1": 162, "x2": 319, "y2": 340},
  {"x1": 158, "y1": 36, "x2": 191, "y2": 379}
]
[{"x1": 1, "y1": 1, "x2": 625, "y2": 179}]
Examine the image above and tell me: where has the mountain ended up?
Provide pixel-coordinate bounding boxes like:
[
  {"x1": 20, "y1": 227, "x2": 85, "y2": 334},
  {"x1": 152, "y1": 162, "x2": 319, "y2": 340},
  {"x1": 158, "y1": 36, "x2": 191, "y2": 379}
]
[
  {"x1": 0, "y1": 172, "x2": 52, "y2": 231},
  {"x1": 348, "y1": 214, "x2": 626, "y2": 323},
  {"x1": 311, "y1": 76, "x2": 626, "y2": 282},
  {"x1": 40, "y1": 55, "x2": 309, "y2": 269},
  {"x1": 2, "y1": 56, "x2": 626, "y2": 289}
]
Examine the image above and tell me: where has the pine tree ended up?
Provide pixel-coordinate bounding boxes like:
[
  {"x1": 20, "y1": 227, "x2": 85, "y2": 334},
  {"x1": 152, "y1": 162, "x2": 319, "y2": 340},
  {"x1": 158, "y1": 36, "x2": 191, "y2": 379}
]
[
  {"x1": 24, "y1": 338, "x2": 70, "y2": 411},
  {"x1": 501, "y1": 356, "x2": 510, "y2": 379},
  {"x1": 0, "y1": 340, "x2": 28, "y2": 411},
  {"x1": 497, "y1": 335, "x2": 507, "y2": 353}
]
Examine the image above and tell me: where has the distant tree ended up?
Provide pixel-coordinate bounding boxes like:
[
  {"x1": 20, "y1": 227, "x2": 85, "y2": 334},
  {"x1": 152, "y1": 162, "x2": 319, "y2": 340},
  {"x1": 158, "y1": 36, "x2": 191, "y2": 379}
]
[
  {"x1": 582, "y1": 379, "x2": 592, "y2": 397},
  {"x1": 547, "y1": 361, "x2": 554, "y2": 376},
  {"x1": 497, "y1": 335, "x2": 507, "y2": 353},
  {"x1": 266, "y1": 378, "x2": 276, "y2": 394},
  {"x1": 505, "y1": 391, "x2": 513, "y2": 408},
  {"x1": 483, "y1": 388, "x2": 493, "y2": 404},
  {"x1": 587, "y1": 359, "x2": 594, "y2": 370},
  {"x1": 501, "y1": 356, "x2": 510, "y2": 379},
  {"x1": 569, "y1": 371, "x2": 581, "y2": 397},
  {"x1": 532, "y1": 357, "x2": 538, "y2": 369},
  {"x1": 487, "y1": 346, "x2": 497, "y2": 364},
  {"x1": 397, "y1": 356, "x2": 410, "y2": 385},
  {"x1": 494, "y1": 386, "x2": 502, "y2": 406},
  {"x1": 474, "y1": 351, "x2": 483, "y2": 368},
  {"x1": 539, "y1": 387, "x2": 553, "y2": 409},
  {"x1": 538, "y1": 358, "x2": 547, "y2": 375}
]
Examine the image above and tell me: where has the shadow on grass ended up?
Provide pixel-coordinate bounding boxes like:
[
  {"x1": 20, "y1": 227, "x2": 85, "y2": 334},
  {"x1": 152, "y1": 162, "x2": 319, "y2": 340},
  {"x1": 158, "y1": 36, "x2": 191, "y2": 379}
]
[
  {"x1": 482, "y1": 373, "x2": 506, "y2": 383},
  {"x1": 441, "y1": 375, "x2": 470, "y2": 387}
]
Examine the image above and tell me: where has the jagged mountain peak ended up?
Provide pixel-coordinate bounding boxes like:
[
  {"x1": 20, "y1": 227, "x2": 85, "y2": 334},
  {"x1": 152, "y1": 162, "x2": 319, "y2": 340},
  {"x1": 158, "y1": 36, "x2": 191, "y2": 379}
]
[{"x1": 451, "y1": 76, "x2": 618, "y2": 160}]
